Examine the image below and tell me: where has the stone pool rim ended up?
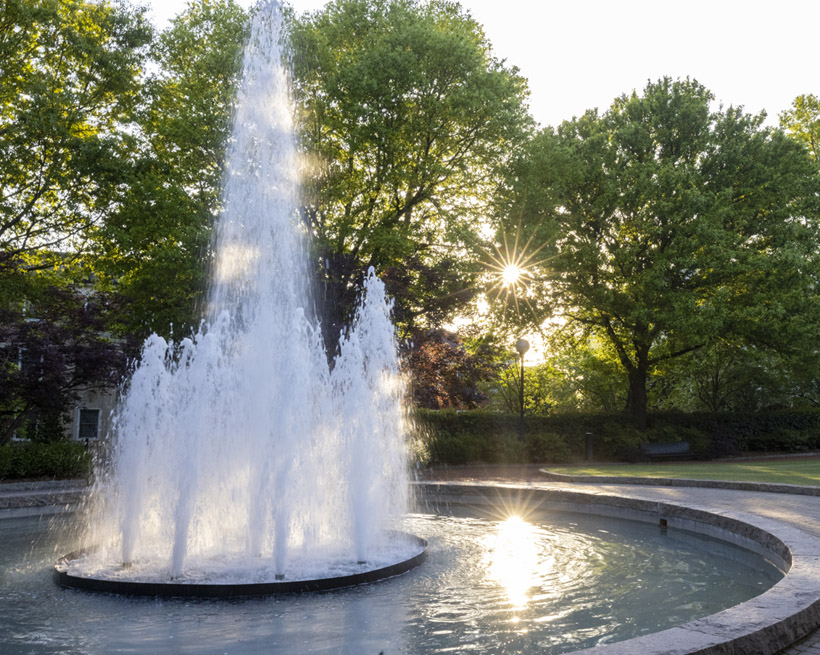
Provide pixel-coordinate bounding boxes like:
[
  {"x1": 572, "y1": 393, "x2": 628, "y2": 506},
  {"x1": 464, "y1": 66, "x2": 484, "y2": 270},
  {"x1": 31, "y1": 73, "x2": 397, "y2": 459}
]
[
  {"x1": 417, "y1": 480, "x2": 820, "y2": 655},
  {"x1": 539, "y1": 468, "x2": 820, "y2": 496},
  {"x1": 53, "y1": 533, "x2": 428, "y2": 599}
]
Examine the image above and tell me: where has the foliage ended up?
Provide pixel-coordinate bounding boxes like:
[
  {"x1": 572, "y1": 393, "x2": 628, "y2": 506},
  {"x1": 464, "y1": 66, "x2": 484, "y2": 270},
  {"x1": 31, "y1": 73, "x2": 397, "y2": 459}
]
[
  {"x1": 781, "y1": 93, "x2": 820, "y2": 161},
  {"x1": 492, "y1": 359, "x2": 523, "y2": 414},
  {"x1": 478, "y1": 335, "x2": 628, "y2": 415},
  {"x1": 95, "y1": 0, "x2": 249, "y2": 337},
  {"x1": 289, "y1": 0, "x2": 531, "y2": 344},
  {"x1": 0, "y1": 441, "x2": 91, "y2": 480},
  {"x1": 648, "y1": 339, "x2": 820, "y2": 413},
  {"x1": 381, "y1": 257, "x2": 476, "y2": 340},
  {"x1": 0, "y1": 280, "x2": 133, "y2": 444},
  {"x1": 412, "y1": 409, "x2": 575, "y2": 465},
  {"x1": 487, "y1": 352, "x2": 617, "y2": 415},
  {"x1": 412, "y1": 408, "x2": 820, "y2": 466},
  {"x1": 549, "y1": 337, "x2": 627, "y2": 412},
  {"x1": 403, "y1": 329, "x2": 501, "y2": 409},
  {"x1": 499, "y1": 77, "x2": 820, "y2": 428},
  {"x1": 0, "y1": 0, "x2": 151, "y2": 269}
]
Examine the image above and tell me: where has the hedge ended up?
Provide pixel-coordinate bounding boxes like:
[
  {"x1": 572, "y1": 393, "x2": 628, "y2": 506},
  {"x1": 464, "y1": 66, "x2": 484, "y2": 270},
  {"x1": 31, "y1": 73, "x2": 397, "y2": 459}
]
[
  {"x1": 5, "y1": 409, "x2": 820, "y2": 477},
  {"x1": 409, "y1": 409, "x2": 820, "y2": 466},
  {"x1": 0, "y1": 441, "x2": 92, "y2": 481}
]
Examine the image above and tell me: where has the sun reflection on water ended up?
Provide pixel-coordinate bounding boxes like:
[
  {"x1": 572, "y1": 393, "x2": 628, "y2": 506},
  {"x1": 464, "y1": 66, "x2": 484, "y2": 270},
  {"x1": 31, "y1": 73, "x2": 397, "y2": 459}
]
[{"x1": 484, "y1": 515, "x2": 545, "y2": 611}]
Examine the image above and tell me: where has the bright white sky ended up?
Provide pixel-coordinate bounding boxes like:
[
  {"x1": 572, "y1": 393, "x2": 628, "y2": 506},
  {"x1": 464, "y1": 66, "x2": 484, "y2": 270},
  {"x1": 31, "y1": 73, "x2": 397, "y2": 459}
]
[{"x1": 145, "y1": 0, "x2": 818, "y2": 128}]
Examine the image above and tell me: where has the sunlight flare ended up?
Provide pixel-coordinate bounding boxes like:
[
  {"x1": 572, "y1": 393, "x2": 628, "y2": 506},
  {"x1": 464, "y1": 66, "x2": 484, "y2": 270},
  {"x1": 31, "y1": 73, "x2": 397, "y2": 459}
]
[
  {"x1": 502, "y1": 264, "x2": 523, "y2": 287},
  {"x1": 485, "y1": 515, "x2": 540, "y2": 609},
  {"x1": 482, "y1": 225, "x2": 551, "y2": 321}
]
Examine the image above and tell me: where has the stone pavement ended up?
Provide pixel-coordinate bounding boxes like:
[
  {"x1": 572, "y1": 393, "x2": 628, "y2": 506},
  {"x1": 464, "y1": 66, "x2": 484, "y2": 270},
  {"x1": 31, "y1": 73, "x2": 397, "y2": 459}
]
[
  {"x1": 788, "y1": 636, "x2": 820, "y2": 654},
  {"x1": 0, "y1": 479, "x2": 87, "y2": 518}
]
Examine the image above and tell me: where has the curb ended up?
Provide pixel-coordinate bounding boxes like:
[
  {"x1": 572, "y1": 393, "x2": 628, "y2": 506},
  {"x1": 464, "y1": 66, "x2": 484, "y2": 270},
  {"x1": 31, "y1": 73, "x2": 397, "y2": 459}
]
[
  {"x1": 539, "y1": 470, "x2": 820, "y2": 496},
  {"x1": 0, "y1": 480, "x2": 87, "y2": 518}
]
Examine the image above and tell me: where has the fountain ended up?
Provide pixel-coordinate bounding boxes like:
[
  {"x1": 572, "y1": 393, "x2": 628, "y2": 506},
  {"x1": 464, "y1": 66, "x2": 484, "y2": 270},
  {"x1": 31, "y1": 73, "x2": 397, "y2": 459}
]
[
  {"x1": 29, "y1": 2, "x2": 803, "y2": 651},
  {"x1": 54, "y1": 0, "x2": 425, "y2": 597}
]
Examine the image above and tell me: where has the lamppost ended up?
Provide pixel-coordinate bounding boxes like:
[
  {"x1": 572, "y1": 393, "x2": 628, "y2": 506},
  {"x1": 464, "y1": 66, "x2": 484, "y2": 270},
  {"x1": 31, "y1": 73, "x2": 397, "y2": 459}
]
[{"x1": 515, "y1": 337, "x2": 529, "y2": 441}]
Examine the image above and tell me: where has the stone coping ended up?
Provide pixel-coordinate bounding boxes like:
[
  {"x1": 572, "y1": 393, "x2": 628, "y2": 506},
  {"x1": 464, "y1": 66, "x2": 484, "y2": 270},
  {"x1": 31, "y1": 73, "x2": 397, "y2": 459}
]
[
  {"x1": 417, "y1": 481, "x2": 820, "y2": 655},
  {"x1": 0, "y1": 480, "x2": 87, "y2": 518},
  {"x1": 539, "y1": 470, "x2": 820, "y2": 496}
]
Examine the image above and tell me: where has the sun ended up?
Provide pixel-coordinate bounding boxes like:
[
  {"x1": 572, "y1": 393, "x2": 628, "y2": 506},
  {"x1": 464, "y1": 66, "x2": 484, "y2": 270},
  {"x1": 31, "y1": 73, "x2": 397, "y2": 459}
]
[
  {"x1": 484, "y1": 515, "x2": 539, "y2": 609},
  {"x1": 483, "y1": 226, "x2": 549, "y2": 319},
  {"x1": 501, "y1": 264, "x2": 523, "y2": 288}
]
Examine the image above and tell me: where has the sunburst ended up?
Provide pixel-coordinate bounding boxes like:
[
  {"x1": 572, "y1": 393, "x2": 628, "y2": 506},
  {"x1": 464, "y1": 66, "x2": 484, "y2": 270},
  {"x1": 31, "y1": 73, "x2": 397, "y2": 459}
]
[
  {"x1": 501, "y1": 264, "x2": 524, "y2": 288},
  {"x1": 403, "y1": 224, "x2": 550, "y2": 327},
  {"x1": 484, "y1": 227, "x2": 549, "y2": 320}
]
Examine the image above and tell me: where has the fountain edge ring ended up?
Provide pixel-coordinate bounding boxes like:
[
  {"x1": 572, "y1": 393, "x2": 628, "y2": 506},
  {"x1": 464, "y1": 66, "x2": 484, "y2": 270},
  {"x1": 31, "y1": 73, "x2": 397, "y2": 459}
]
[{"x1": 54, "y1": 533, "x2": 427, "y2": 598}]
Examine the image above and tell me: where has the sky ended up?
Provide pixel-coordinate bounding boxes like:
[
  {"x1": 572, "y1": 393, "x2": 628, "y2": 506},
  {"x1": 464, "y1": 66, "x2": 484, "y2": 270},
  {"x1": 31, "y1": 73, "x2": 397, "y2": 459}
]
[{"x1": 145, "y1": 0, "x2": 819, "y2": 129}]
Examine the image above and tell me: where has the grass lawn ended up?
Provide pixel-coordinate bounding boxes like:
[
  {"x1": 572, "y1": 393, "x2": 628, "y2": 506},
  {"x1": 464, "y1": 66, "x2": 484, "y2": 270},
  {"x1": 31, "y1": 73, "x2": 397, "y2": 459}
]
[{"x1": 547, "y1": 457, "x2": 820, "y2": 487}]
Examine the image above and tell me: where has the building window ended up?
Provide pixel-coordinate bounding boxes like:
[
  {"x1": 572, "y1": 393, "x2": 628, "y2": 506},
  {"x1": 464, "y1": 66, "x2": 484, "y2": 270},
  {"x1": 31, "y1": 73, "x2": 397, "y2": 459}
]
[{"x1": 78, "y1": 409, "x2": 100, "y2": 440}]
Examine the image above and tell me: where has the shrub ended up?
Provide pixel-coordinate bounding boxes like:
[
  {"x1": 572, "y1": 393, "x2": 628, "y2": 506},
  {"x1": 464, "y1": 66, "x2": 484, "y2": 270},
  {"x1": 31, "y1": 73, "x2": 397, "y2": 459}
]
[
  {"x1": 526, "y1": 431, "x2": 573, "y2": 463},
  {"x1": 408, "y1": 408, "x2": 820, "y2": 465},
  {"x1": 0, "y1": 441, "x2": 92, "y2": 481}
]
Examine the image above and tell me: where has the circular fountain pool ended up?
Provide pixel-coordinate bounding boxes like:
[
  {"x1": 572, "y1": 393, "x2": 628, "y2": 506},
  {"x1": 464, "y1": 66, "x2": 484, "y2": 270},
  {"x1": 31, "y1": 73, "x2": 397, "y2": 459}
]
[{"x1": 4, "y1": 503, "x2": 782, "y2": 655}]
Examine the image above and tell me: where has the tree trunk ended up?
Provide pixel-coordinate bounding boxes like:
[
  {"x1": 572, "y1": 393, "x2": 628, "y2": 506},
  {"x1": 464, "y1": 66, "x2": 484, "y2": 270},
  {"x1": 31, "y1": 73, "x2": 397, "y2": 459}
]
[
  {"x1": 627, "y1": 366, "x2": 648, "y2": 429},
  {"x1": 0, "y1": 411, "x2": 28, "y2": 446}
]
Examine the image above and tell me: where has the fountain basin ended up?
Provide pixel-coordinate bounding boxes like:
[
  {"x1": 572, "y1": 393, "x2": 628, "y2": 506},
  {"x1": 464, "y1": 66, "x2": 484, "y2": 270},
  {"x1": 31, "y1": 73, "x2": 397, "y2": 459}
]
[
  {"x1": 421, "y1": 482, "x2": 820, "y2": 655},
  {"x1": 3, "y1": 482, "x2": 818, "y2": 653},
  {"x1": 54, "y1": 533, "x2": 427, "y2": 598}
]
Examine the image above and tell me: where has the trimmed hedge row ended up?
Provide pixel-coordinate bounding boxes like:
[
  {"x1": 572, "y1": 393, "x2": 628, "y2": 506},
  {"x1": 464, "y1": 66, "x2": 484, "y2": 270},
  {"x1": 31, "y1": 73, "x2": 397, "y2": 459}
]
[
  {"x1": 0, "y1": 441, "x2": 92, "y2": 481},
  {"x1": 5, "y1": 409, "x2": 820, "y2": 477},
  {"x1": 409, "y1": 409, "x2": 820, "y2": 465}
]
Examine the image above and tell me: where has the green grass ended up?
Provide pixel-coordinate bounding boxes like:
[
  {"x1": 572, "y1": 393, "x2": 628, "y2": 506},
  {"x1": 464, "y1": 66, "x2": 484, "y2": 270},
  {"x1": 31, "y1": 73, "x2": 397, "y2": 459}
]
[{"x1": 547, "y1": 457, "x2": 820, "y2": 487}]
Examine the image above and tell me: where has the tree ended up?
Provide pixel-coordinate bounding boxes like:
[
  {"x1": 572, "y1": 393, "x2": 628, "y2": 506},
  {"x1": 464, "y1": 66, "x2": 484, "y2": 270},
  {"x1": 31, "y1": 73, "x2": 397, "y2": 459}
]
[
  {"x1": 0, "y1": 0, "x2": 149, "y2": 442},
  {"x1": 650, "y1": 339, "x2": 791, "y2": 413},
  {"x1": 500, "y1": 78, "x2": 820, "y2": 427},
  {"x1": 0, "y1": 0, "x2": 151, "y2": 269},
  {"x1": 288, "y1": 0, "x2": 531, "y2": 344},
  {"x1": 0, "y1": 280, "x2": 133, "y2": 444},
  {"x1": 781, "y1": 94, "x2": 820, "y2": 161},
  {"x1": 95, "y1": 0, "x2": 248, "y2": 337},
  {"x1": 403, "y1": 329, "x2": 500, "y2": 409}
]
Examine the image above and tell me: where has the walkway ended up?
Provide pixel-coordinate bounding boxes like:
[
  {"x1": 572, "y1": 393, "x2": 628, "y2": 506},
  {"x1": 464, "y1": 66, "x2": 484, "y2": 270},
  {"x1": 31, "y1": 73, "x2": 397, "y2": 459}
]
[
  {"x1": 0, "y1": 479, "x2": 87, "y2": 518},
  {"x1": 419, "y1": 464, "x2": 820, "y2": 654}
]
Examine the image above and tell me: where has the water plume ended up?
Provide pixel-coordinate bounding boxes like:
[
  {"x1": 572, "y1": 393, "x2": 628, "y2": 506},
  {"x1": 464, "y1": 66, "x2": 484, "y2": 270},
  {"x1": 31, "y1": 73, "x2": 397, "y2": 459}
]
[{"x1": 79, "y1": 0, "x2": 410, "y2": 583}]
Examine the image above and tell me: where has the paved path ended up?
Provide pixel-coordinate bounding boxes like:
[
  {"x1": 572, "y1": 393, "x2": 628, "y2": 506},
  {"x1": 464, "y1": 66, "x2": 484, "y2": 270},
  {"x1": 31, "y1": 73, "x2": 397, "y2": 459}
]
[
  {"x1": 419, "y1": 464, "x2": 820, "y2": 654},
  {"x1": 0, "y1": 479, "x2": 87, "y2": 518}
]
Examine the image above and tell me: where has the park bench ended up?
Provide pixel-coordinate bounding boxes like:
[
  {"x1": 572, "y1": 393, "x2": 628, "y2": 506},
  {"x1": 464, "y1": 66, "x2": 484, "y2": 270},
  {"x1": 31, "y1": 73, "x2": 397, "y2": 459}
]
[{"x1": 639, "y1": 441, "x2": 693, "y2": 462}]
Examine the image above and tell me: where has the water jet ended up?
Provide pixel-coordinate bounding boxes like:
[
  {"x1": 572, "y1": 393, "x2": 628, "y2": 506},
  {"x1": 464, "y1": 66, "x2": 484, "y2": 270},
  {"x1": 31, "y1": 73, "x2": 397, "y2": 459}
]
[{"x1": 54, "y1": 0, "x2": 423, "y2": 596}]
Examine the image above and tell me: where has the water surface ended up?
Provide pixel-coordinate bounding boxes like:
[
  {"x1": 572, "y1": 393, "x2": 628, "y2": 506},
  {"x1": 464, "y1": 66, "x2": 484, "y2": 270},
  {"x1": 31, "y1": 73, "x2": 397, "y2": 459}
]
[{"x1": 1, "y1": 507, "x2": 781, "y2": 655}]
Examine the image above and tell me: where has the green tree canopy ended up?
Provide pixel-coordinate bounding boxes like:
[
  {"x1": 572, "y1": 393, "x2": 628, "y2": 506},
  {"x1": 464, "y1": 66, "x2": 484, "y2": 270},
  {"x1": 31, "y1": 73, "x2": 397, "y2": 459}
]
[
  {"x1": 500, "y1": 77, "x2": 820, "y2": 427},
  {"x1": 0, "y1": 0, "x2": 151, "y2": 271},
  {"x1": 781, "y1": 93, "x2": 820, "y2": 161},
  {"x1": 95, "y1": 0, "x2": 248, "y2": 337},
  {"x1": 289, "y1": 0, "x2": 531, "y2": 343}
]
